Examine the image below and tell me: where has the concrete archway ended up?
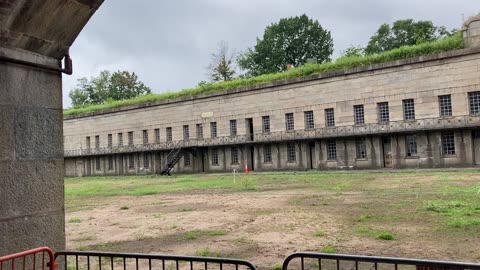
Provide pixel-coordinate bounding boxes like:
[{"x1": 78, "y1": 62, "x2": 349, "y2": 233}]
[{"x1": 1, "y1": 0, "x2": 104, "y2": 255}]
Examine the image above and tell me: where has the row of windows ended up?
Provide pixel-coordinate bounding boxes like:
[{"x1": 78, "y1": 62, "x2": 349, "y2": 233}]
[
  {"x1": 95, "y1": 132, "x2": 458, "y2": 170},
  {"x1": 85, "y1": 92, "x2": 479, "y2": 148}
]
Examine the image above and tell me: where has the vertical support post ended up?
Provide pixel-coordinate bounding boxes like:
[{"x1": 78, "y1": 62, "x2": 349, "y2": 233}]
[{"x1": 0, "y1": 48, "x2": 65, "y2": 255}]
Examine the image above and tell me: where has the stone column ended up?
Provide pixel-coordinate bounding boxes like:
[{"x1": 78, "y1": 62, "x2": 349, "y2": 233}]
[
  {"x1": 462, "y1": 15, "x2": 480, "y2": 48},
  {"x1": 0, "y1": 47, "x2": 65, "y2": 255}
]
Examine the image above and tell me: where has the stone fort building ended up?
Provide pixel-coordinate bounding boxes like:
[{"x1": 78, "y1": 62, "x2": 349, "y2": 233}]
[{"x1": 64, "y1": 17, "x2": 480, "y2": 177}]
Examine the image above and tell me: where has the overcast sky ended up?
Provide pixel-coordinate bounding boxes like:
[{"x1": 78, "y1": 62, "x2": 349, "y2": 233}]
[{"x1": 63, "y1": 0, "x2": 475, "y2": 108}]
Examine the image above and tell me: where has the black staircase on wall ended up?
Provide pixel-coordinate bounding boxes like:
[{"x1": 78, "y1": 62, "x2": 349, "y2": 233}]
[{"x1": 161, "y1": 140, "x2": 184, "y2": 175}]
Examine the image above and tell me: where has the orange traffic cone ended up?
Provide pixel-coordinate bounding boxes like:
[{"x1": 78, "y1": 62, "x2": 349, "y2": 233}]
[{"x1": 244, "y1": 164, "x2": 249, "y2": 174}]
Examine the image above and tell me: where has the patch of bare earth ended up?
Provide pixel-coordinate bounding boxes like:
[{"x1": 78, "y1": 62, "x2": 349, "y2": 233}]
[{"x1": 66, "y1": 187, "x2": 480, "y2": 270}]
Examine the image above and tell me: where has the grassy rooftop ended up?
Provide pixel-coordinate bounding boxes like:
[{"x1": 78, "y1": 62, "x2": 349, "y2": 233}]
[{"x1": 64, "y1": 33, "x2": 464, "y2": 117}]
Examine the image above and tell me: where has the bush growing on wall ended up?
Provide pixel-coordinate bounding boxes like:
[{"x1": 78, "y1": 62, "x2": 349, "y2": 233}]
[{"x1": 64, "y1": 33, "x2": 464, "y2": 117}]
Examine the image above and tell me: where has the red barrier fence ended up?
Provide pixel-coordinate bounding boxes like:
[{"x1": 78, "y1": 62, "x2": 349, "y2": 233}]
[{"x1": 0, "y1": 247, "x2": 55, "y2": 270}]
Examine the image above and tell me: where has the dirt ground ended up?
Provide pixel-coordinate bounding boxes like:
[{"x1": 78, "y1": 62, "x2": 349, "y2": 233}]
[{"x1": 65, "y1": 172, "x2": 480, "y2": 270}]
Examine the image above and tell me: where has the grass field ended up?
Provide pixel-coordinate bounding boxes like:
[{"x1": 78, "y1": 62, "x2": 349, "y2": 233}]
[{"x1": 65, "y1": 170, "x2": 480, "y2": 269}]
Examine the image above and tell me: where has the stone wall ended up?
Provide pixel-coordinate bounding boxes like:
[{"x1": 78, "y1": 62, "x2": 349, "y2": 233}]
[{"x1": 0, "y1": 47, "x2": 65, "y2": 255}]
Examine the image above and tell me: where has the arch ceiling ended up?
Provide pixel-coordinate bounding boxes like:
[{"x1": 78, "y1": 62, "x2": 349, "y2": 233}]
[{"x1": 0, "y1": 0, "x2": 104, "y2": 59}]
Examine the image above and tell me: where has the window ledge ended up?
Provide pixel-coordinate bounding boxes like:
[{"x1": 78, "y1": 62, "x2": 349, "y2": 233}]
[
  {"x1": 326, "y1": 159, "x2": 337, "y2": 162},
  {"x1": 442, "y1": 155, "x2": 457, "y2": 158},
  {"x1": 287, "y1": 161, "x2": 297, "y2": 164},
  {"x1": 405, "y1": 156, "x2": 419, "y2": 159},
  {"x1": 355, "y1": 158, "x2": 368, "y2": 161},
  {"x1": 263, "y1": 161, "x2": 273, "y2": 164}
]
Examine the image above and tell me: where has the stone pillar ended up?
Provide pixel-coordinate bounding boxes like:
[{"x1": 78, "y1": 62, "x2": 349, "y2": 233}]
[
  {"x1": 0, "y1": 47, "x2": 65, "y2": 255},
  {"x1": 462, "y1": 15, "x2": 480, "y2": 48}
]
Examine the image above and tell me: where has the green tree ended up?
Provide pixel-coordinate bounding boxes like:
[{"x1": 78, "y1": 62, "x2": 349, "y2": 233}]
[
  {"x1": 365, "y1": 19, "x2": 454, "y2": 55},
  {"x1": 69, "y1": 70, "x2": 151, "y2": 107},
  {"x1": 207, "y1": 41, "x2": 236, "y2": 82},
  {"x1": 238, "y1": 14, "x2": 333, "y2": 77},
  {"x1": 341, "y1": 45, "x2": 365, "y2": 57}
]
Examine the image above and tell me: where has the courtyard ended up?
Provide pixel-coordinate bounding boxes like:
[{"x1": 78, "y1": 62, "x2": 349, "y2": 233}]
[{"x1": 65, "y1": 170, "x2": 480, "y2": 269}]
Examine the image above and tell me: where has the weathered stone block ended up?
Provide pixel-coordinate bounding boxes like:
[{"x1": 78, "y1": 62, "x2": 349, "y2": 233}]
[
  {"x1": 15, "y1": 107, "x2": 63, "y2": 160},
  {"x1": 0, "y1": 106, "x2": 15, "y2": 161},
  {"x1": 0, "y1": 160, "x2": 64, "y2": 218}
]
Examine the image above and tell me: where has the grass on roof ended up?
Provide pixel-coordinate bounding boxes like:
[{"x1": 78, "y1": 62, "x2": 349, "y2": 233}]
[{"x1": 64, "y1": 33, "x2": 464, "y2": 117}]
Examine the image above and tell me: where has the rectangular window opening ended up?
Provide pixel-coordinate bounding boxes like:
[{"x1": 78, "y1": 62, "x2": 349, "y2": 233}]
[
  {"x1": 285, "y1": 113, "x2": 295, "y2": 131},
  {"x1": 212, "y1": 149, "x2": 219, "y2": 165},
  {"x1": 356, "y1": 138, "x2": 367, "y2": 159},
  {"x1": 402, "y1": 99, "x2": 415, "y2": 120},
  {"x1": 287, "y1": 143, "x2": 296, "y2": 162},
  {"x1": 230, "y1": 120, "x2": 237, "y2": 136},
  {"x1": 377, "y1": 102, "x2": 390, "y2": 123},
  {"x1": 128, "y1": 132, "x2": 134, "y2": 146},
  {"x1": 143, "y1": 130, "x2": 148, "y2": 145},
  {"x1": 211, "y1": 122, "x2": 217, "y2": 138},
  {"x1": 405, "y1": 134, "x2": 418, "y2": 157},
  {"x1": 154, "y1": 128, "x2": 160, "y2": 143},
  {"x1": 304, "y1": 111, "x2": 315, "y2": 129},
  {"x1": 196, "y1": 124, "x2": 203, "y2": 139},
  {"x1": 442, "y1": 132, "x2": 456, "y2": 156},
  {"x1": 264, "y1": 144, "x2": 272, "y2": 162},
  {"x1": 354, "y1": 105, "x2": 365, "y2": 125},
  {"x1": 469, "y1": 91, "x2": 480, "y2": 115},
  {"x1": 325, "y1": 108, "x2": 335, "y2": 128},
  {"x1": 439, "y1": 95, "x2": 452, "y2": 117},
  {"x1": 166, "y1": 127, "x2": 173, "y2": 142},
  {"x1": 183, "y1": 125, "x2": 190, "y2": 140},
  {"x1": 327, "y1": 140, "x2": 337, "y2": 160},
  {"x1": 231, "y1": 147, "x2": 239, "y2": 164},
  {"x1": 262, "y1": 116, "x2": 270, "y2": 133}
]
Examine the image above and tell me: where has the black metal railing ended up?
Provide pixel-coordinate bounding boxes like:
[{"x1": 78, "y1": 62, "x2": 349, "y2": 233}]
[
  {"x1": 64, "y1": 115, "x2": 480, "y2": 157},
  {"x1": 55, "y1": 251, "x2": 257, "y2": 270},
  {"x1": 282, "y1": 252, "x2": 480, "y2": 270}
]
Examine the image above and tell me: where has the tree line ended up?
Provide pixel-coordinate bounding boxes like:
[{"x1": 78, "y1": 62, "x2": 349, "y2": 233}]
[{"x1": 70, "y1": 15, "x2": 455, "y2": 107}]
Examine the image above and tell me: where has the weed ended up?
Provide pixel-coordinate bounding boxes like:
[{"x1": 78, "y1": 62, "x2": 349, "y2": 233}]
[
  {"x1": 272, "y1": 264, "x2": 282, "y2": 270},
  {"x1": 376, "y1": 232, "x2": 395, "y2": 240},
  {"x1": 195, "y1": 248, "x2": 211, "y2": 257},
  {"x1": 184, "y1": 231, "x2": 199, "y2": 240},
  {"x1": 180, "y1": 207, "x2": 193, "y2": 212},
  {"x1": 184, "y1": 230, "x2": 226, "y2": 240},
  {"x1": 448, "y1": 217, "x2": 480, "y2": 228},
  {"x1": 320, "y1": 245, "x2": 337, "y2": 253},
  {"x1": 153, "y1": 213, "x2": 163, "y2": 219},
  {"x1": 135, "y1": 230, "x2": 145, "y2": 241},
  {"x1": 425, "y1": 200, "x2": 468, "y2": 214},
  {"x1": 313, "y1": 230, "x2": 325, "y2": 237},
  {"x1": 76, "y1": 246, "x2": 88, "y2": 251},
  {"x1": 240, "y1": 177, "x2": 257, "y2": 191},
  {"x1": 354, "y1": 226, "x2": 375, "y2": 236},
  {"x1": 110, "y1": 222, "x2": 120, "y2": 226},
  {"x1": 120, "y1": 206, "x2": 129, "y2": 210},
  {"x1": 354, "y1": 215, "x2": 372, "y2": 222},
  {"x1": 68, "y1": 217, "x2": 82, "y2": 223},
  {"x1": 96, "y1": 242, "x2": 115, "y2": 251}
]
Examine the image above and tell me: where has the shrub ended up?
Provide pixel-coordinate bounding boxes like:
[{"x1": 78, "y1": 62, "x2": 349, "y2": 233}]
[{"x1": 376, "y1": 232, "x2": 395, "y2": 240}]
